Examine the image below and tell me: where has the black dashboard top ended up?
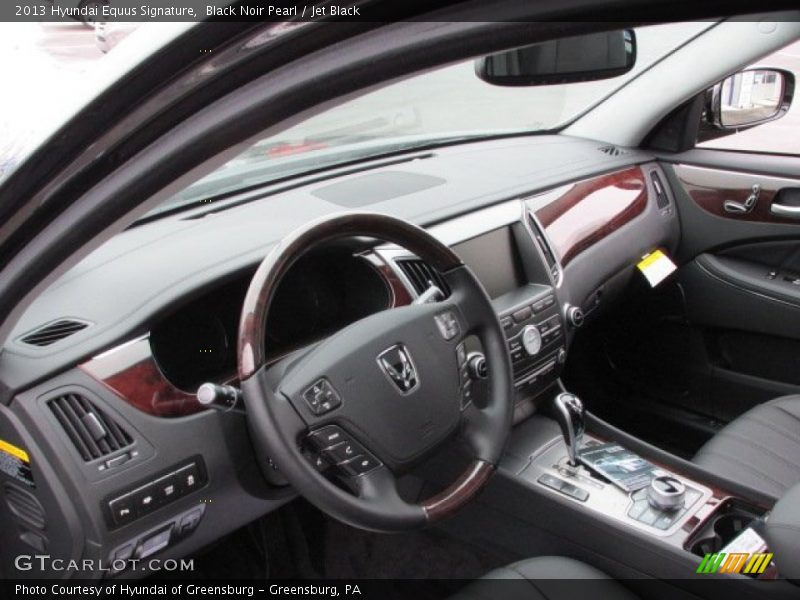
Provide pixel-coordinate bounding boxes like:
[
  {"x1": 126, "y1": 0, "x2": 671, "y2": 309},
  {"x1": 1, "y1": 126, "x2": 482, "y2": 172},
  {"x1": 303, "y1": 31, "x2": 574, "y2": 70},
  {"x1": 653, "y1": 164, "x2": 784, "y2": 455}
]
[{"x1": 2, "y1": 134, "x2": 652, "y2": 392}]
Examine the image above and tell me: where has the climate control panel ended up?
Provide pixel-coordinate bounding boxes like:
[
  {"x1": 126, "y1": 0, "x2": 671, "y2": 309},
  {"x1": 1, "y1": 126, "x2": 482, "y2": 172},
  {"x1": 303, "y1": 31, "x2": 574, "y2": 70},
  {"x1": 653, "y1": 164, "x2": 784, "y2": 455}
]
[{"x1": 499, "y1": 291, "x2": 565, "y2": 392}]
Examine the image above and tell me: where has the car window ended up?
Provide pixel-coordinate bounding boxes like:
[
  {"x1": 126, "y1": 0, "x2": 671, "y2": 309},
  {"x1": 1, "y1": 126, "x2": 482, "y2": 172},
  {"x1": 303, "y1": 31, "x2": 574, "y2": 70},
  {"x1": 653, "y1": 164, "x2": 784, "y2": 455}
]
[{"x1": 697, "y1": 41, "x2": 800, "y2": 156}]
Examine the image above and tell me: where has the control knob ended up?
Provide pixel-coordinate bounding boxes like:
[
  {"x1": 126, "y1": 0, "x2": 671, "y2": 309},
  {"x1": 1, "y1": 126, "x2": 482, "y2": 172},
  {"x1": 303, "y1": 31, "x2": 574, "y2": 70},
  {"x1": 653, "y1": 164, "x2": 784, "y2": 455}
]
[
  {"x1": 566, "y1": 305, "x2": 585, "y2": 328},
  {"x1": 647, "y1": 475, "x2": 686, "y2": 511},
  {"x1": 520, "y1": 325, "x2": 542, "y2": 357},
  {"x1": 467, "y1": 352, "x2": 488, "y2": 380}
]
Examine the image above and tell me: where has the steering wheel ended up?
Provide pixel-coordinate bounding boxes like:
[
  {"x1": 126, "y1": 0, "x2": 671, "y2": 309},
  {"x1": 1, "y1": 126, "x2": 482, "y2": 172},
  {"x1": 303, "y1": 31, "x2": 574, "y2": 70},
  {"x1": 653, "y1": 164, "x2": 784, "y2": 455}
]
[{"x1": 238, "y1": 212, "x2": 513, "y2": 532}]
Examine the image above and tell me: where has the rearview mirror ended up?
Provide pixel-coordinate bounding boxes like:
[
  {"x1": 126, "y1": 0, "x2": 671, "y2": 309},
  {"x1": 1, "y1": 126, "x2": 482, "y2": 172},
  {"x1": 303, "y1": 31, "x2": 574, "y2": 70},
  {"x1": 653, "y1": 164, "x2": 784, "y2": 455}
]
[
  {"x1": 475, "y1": 30, "x2": 636, "y2": 87},
  {"x1": 706, "y1": 68, "x2": 794, "y2": 130}
]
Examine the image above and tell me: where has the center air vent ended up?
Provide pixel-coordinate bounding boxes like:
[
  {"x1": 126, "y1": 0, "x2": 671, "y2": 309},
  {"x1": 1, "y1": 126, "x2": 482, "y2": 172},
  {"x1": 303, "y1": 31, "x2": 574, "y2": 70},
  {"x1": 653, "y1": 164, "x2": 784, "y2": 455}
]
[
  {"x1": 48, "y1": 394, "x2": 133, "y2": 462},
  {"x1": 598, "y1": 145, "x2": 629, "y2": 157},
  {"x1": 527, "y1": 211, "x2": 561, "y2": 282},
  {"x1": 396, "y1": 259, "x2": 451, "y2": 297},
  {"x1": 19, "y1": 319, "x2": 90, "y2": 347},
  {"x1": 4, "y1": 482, "x2": 45, "y2": 530}
]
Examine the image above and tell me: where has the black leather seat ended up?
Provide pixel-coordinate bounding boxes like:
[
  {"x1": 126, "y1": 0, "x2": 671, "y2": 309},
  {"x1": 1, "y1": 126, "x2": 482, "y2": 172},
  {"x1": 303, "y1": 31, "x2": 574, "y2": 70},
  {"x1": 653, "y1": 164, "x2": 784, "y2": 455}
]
[
  {"x1": 451, "y1": 557, "x2": 639, "y2": 600},
  {"x1": 693, "y1": 395, "x2": 800, "y2": 498}
]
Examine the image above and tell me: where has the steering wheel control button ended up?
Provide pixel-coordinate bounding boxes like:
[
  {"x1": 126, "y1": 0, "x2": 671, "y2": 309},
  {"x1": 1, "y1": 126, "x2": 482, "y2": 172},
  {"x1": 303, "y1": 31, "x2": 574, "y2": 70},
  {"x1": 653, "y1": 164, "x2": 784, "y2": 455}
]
[
  {"x1": 340, "y1": 454, "x2": 381, "y2": 476},
  {"x1": 303, "y1": 378, "x2": 342, "y2": 415},
  {"x1": 467, "y1": 352, "x2": 488, "y2": 380},
  {"x1": 434, "y1": 311, "x2": 461, "y2": 341},
  {"x1": 456, "y1": 342, "x2": 468, "y2": 367},
  {"x1": 324, "y1": 441, "x2": 361, "y2": 464},
  {"x1": 520, "y1": 325, "x2": 543, "y2": 356},
  {"x1": 307, "y1": 425, "x2": 347, "y2": 450},
  {"x1": 303, "y1": 450, "x2": 330, "y2": 473}
]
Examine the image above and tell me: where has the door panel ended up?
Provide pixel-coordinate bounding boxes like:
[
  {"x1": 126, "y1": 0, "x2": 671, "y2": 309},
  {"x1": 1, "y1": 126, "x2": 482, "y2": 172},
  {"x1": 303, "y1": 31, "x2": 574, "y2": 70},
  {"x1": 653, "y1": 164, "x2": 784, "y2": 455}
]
[
  {"x1": 662, "y1": 157, "x2": 800, "y2": 421},
  {"x1": 674, "y1": 163, "x2": 800, "y2": 225}
]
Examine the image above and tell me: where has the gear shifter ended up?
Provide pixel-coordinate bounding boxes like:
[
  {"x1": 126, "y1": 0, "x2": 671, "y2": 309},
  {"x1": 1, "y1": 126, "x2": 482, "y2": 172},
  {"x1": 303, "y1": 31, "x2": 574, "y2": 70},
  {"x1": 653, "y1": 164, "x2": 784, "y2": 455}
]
[{"x1": 552, "y1": 392, "x2": 585, "y2": 466}]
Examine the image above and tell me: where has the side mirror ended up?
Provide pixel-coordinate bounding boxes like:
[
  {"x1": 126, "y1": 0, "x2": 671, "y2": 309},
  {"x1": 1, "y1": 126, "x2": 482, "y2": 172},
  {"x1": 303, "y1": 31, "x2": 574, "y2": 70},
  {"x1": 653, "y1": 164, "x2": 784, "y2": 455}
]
[
  {"x1": 705, "y1": 68, "x2": 794, "y2": 131},
  {"x1": 475, "y1": 30, "x2": 636, "y2": 87}
]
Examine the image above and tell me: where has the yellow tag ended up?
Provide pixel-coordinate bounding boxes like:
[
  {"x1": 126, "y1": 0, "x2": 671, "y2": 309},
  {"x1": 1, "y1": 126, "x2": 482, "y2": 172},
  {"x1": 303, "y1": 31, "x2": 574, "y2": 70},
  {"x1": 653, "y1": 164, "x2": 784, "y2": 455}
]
[
  {"x1": 0, "y1": 439, "x2": 30, "y2": 463},
  {"x1": 636, "y1": 249, "x2": 677, "y2": 287}
]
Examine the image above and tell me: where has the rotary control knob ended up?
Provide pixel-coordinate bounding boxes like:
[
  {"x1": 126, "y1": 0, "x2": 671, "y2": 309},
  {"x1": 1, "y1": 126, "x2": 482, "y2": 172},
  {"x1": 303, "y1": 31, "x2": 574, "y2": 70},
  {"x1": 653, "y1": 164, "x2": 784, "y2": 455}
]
[
  {"x1": 566, "y1": 305, "x2": 585, "y2": 328},
  {"x1": 647, "y1": 475, "x2": 686, "y2": 511},
  {"x1": 520, "y1": 325, "x2": 542, "y2": 357}
]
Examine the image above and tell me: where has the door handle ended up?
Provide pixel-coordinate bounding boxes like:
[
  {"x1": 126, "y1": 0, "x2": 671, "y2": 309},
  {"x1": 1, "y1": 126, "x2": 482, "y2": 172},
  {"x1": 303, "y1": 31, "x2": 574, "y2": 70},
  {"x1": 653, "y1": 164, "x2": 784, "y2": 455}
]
[
  {"x1": 770, "y1": 187, "x2": 800, "y2": 218},
  {"x1": 770, "y1": 203, "x2": 800, "y2": 218},
  {"x1": 724, "y1": 184, "x2": 760, "y2": 214}
]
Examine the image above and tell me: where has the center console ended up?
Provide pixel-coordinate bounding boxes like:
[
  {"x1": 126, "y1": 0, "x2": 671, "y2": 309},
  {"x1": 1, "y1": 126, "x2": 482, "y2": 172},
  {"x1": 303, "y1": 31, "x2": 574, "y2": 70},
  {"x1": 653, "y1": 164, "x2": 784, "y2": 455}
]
[{"x1": 490, "y1": 390, "x2": 780, "y2": 586}]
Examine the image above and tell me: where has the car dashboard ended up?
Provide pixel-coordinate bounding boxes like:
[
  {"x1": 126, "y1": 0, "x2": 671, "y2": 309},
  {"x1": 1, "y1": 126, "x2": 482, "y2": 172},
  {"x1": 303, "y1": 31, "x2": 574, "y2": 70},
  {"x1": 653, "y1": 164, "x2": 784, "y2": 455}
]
[{"x1": 0, "y1": 135, "x2": 679, "y2": 578}]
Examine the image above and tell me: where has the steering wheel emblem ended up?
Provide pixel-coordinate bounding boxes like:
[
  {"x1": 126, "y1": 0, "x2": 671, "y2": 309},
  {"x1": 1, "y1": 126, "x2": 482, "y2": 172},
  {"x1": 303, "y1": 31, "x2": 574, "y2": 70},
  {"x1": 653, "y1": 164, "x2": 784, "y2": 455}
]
[{"x1": 377, "y1": 344, "x2": 419, "y2": 394}]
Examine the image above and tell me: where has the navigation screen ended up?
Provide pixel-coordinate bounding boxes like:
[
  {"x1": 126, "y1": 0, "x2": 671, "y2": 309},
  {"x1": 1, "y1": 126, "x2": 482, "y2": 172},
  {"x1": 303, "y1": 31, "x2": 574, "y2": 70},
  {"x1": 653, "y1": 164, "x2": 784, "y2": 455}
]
[{"x1": 453, "y1": 227, "x2": 526, "y2": 299}]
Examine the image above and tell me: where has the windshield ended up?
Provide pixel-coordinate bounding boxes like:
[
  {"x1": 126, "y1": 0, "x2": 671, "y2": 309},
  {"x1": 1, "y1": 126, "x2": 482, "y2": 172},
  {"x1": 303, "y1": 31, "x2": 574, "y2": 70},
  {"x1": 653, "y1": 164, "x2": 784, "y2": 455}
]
[
  {"x1": 152, "y1": 22, "x2": 709, "y2": 217},
  {"x1": 159, "y1": 22, "x2": 709, "y2": 217}
]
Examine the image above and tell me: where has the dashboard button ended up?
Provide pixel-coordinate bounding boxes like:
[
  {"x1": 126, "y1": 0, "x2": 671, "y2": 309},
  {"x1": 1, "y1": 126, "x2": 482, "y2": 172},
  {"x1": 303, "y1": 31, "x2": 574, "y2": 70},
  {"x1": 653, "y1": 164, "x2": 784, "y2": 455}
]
[
  {"x1": 500, "y1": 316, "x2": 513, "y2": 330},
  {"x1": 512, "y1": 306, "x2": 532, "y2": 323},
  {"x1": 174, "y1": 463, "x2": 203, "y2": 495},
  {"x1": 153, "y1": 474, "x2": 179, "y2": 504},
  {"x1": 111, "y1": 543, "x2": 135, "y2": 563},
  {"x1": 135, "y1": 526, "x2": 172, "y2": 559},
  {"x1": 109, "y1": 495, "x2": 136, "y2": 526},
  {"x1": 131, "y1": 485, "x2": 158, "y2": 514},
  {"x1": 178, "y1": 507, "x2": 204, "y2": 535}
]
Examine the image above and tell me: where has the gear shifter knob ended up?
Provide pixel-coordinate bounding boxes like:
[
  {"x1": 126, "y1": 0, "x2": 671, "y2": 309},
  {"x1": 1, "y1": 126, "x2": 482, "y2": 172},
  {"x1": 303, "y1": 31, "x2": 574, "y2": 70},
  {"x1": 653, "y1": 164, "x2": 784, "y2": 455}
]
[{"x1": 553, "y1": 392, "x2": 585, "y2": 466}]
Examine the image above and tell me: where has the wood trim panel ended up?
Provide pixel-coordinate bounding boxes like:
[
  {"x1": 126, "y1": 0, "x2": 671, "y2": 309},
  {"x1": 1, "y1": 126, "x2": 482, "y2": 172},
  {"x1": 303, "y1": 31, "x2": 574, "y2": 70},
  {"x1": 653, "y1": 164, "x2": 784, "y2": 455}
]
[
  {"x1": 674, "y1": 163, "x2": 800, "y2": 225},
  {"x1": 80, "y1": 338, "x2": 207, "y2": 418},
  {"x1": 423, "y1": 460, "x2": 494, "y2": 522},
  {"x1": 536, "y1": 166, "x2": 648, "y2": 266},
  {"x1": 362, "y1": 253, "x2": 413, "y2": 307}
]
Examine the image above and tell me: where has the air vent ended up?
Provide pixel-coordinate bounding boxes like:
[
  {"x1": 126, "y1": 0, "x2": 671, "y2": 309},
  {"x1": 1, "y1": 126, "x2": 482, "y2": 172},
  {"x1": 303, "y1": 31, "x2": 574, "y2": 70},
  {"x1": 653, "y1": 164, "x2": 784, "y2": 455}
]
[
  {"x1": 4, "y1": 482, "x2": 45, "y2": 530},
  {"x1": 48, "y1": 394, "x2": 133, "y2": 462},
  {"x1": 396, "y1": 259, "x2": 451, "y2": 297},
  {"x1": 19, "y1": 319, "x2": 89, "y2": 347},
  {"x1": 598, "y1": 145, "x2": 629, "y2": 157},
  {"x1": 650, "y1": 169, "x2": 670, "y2": 209},
  {"x1": 527, "y1": 212, "x2": 560, "y2": 281}
]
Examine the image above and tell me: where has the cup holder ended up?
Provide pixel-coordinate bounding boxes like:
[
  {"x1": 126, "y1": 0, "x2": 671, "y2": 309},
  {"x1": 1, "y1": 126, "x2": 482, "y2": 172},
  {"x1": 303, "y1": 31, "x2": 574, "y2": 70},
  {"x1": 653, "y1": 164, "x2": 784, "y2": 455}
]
[
  {"x1": 686, "y1": 500, "x2": 764, "y2": 558},
  {"x1": 714, "y1": 514, "x2": 753, "y2": 541}
]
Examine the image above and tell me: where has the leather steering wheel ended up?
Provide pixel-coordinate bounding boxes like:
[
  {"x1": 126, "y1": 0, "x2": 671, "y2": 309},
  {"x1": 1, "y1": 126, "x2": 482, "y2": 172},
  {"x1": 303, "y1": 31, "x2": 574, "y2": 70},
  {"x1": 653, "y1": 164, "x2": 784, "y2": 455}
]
[{"x1": 238, "y1": 212, "x2": 513, "y2": 531}]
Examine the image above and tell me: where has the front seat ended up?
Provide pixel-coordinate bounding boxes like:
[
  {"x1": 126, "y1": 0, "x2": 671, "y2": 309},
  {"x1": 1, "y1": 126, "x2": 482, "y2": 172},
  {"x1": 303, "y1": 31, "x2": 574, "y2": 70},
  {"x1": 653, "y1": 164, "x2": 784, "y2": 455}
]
[
  {"x1": 451, "y1": 557, "x2": 639, "y2": 600},
  {"x1": 693, "y1": 395, "x2": 800, "y2": 498}
]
